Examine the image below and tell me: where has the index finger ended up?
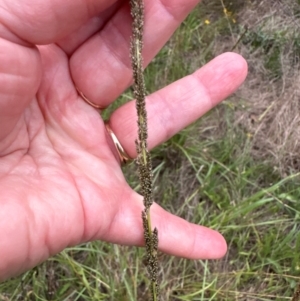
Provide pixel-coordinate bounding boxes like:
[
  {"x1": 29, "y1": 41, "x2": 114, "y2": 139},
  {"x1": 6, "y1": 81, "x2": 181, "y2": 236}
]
[{"x1": 109, "y1": 52, "x2": 248, "y2": 158}]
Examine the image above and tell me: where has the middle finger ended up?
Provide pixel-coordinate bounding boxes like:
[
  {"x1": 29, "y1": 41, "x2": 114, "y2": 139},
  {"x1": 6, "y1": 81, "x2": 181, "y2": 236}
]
[
  {"x1": 70, "y1": 0, "x2": 199, "y2": 109},
  {"x1": 56, "y1": 1, "x2": 122, "y2": 55}
]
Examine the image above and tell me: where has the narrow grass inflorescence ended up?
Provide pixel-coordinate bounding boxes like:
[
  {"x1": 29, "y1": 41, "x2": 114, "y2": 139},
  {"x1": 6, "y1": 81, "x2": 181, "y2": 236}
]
[
  {"x1": 1, "y1": 1, "x2": 300, "y2": 300},
  {"x1": 129, "y1": 0, "x2": 160, "y2": 300}
]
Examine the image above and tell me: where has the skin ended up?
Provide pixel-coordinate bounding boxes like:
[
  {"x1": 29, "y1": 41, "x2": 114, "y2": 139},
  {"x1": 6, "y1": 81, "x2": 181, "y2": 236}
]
[{"x1": 0, "y1": 0, "x2": 248, "y2": 281}]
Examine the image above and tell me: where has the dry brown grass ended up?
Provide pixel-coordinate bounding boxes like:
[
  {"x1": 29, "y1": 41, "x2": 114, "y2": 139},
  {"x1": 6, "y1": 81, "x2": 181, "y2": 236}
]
[{"x1": 211, "y1": 0, "x2": 300, "y2": 174}]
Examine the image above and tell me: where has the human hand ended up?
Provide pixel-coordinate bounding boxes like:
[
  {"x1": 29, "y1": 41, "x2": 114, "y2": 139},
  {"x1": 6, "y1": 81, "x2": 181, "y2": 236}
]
[{"x1": 0, "y1": 0, "x2": 247, "y2": 281}]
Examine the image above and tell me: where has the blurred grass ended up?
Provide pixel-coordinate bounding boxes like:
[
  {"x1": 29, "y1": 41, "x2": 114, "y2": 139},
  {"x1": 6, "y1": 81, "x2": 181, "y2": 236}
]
[{"x1": 2, "y1": 0, "x2": 300, "y2": 300}]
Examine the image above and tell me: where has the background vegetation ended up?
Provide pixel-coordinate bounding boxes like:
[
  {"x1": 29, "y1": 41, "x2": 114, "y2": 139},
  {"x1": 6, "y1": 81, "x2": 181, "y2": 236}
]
[{"x1": 1, "y1": 0, "x2": 300, "y2": 300}]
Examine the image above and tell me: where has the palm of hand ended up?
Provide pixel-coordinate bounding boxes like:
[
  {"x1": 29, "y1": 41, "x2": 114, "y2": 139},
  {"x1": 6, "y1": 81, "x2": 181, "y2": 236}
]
[
  {"x1": 1, "y1": 38, "x2": 138, "y2": 279},
  {"x1": 0, "y1": 0, "x2": 247, "y2": 281}
]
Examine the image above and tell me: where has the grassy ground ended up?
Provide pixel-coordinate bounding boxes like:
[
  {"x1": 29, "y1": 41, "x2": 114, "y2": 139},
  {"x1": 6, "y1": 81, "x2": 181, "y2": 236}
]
[{"x1": 1, "y1": 0, "x2": 300, "y2": 300}]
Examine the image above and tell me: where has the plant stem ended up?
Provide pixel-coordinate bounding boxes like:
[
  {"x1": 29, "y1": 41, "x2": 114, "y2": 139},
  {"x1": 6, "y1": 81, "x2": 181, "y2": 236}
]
[
  {"x1": 129, "y1": 0, "x2": 160, "y2": 300},
  {"x1": 292, "y1": 282, "x2": 300, "y2": 301}
]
